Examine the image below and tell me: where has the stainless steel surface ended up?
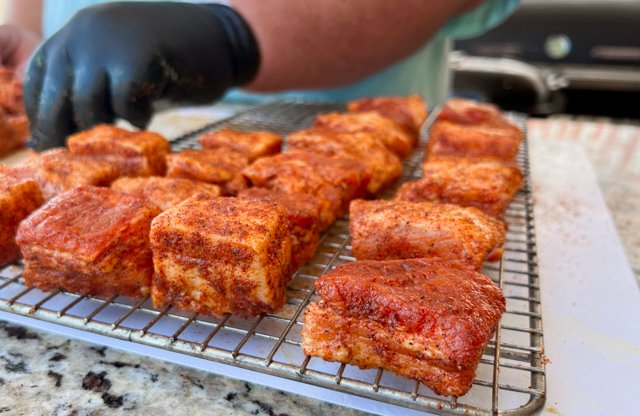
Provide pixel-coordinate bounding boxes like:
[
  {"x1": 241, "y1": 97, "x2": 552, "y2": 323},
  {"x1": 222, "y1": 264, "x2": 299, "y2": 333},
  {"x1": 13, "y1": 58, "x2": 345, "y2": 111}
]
[{"x1": 0, "y1": 102, "x2": 546, "y2": 415}]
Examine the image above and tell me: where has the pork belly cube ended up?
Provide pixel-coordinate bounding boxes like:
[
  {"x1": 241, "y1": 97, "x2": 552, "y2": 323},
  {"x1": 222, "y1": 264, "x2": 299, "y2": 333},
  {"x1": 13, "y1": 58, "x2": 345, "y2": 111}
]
[
  {"x1": 302, "y1": 257, "x2": 505, "y2": 397},
  {"x1": 349, "y1": 199, "x2": 506, "y2": 269},
  {"x1": 395, "y1": 159, "x2": 523, "y2": 218},
  {"x1": 315, "y1": 111, "x2": 414, "y2": 157},
  {"x1": 200, "y1": 129, "x2": 282, "y2": 162},
  {"x1": 12, "y1": 149, "x2": 119, "y2": 200},
  {"x1": 0, "y1": 66, "x2": 24, "y2": 115},
  {"x1": 16, "y1": 186, "x2": 160, "y2": 298},
  {"x1": 166, "y1": 148, "x2": 249, "y2": 196},
  {"x1": 287, "y1": 128, "x2": 402, "y2": 195},
  {"x1": 0, "y1": 116, "x2": 25, "y2": 157},
  {"x1": 427, "y1": 120, "x2": 523, "y2": 163},
  {"x1": 347, "y1": 95, "x2": 427, "y2": 143},
  {"x1": 67, "y1": 124, "x2": 170, "y2": 176},
  {"x1": 111, "y1": 176, "x2": 220, "y2": 211},
  {"x1": 0, "y1": 171, "x2": 43, "y2": 266},
  {"x1": 242, "y1": 151, "x2": 370, "y2": 227},
  {"x1": 150, "y1": 195, "x2": 292, "y2": 316},
  {"x1": 437, "y1": 98, "x2": 505, "y2": 125},
  {"x1": 239, "y1": 188, "x2": 323, "y2": 271}
]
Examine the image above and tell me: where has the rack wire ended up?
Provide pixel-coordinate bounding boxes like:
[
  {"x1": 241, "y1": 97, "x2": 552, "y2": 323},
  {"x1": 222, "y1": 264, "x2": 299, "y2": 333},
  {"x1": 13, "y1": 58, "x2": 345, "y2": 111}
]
[{"x1": 0, "y1": 101, "x2": 545, "y2": 415}]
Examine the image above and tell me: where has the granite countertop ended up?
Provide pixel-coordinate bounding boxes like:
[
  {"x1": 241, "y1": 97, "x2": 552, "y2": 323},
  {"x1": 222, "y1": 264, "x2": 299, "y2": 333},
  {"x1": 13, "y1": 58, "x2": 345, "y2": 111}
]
[{"x1": 1, "y1": 113, "x2": 638, "y2": 416}]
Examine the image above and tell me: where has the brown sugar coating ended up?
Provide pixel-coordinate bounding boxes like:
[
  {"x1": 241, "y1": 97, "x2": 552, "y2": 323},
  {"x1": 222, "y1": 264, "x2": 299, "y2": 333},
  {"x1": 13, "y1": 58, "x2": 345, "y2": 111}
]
[
  {"x1": 67, "y1": 124, "x2": 170, "y2": 176},
  {"x1": 150, "y1": 195, "x2": 292, "y2": 316},
  {"x1": 9, "y1": 148, "x2": 119, "y2": 200},
  {"x1": 239, "y1": 187, "x2": 324, "y2": 271},
  {"x1": 242, "y1": 151, "x2": 370, "y2": 227},
  {"x1": 302, "y1": 258, "x2": 505, "y2": 396},
  {"x1": 165, "y1": 148, "x2": 249, "y2": 196},
  {"x1": 0, "y1": 171, "x2": 44, "y2": 266},
  {"x1": 287, "y1": 128, "x2": 402, "y2": 195},
  {"x1": 349, "y1": 199, "x2": 506, "y2": 269},
  {"x1": 427, "y1": 120, "x2": 523, "y2": 163},
  {"x1": 347, "y1": 95, "x2": 427, "y2": 143},
  {"x1": 200, "y1": 129, "x2": 282, "y2": 162},
  {"x1": 395, "y1": 159, "x2": 523, "y2": 218},
  {"x1": 314, "y1": 111, "x2": 414, "y2": 158},
  {"x1": 16, "y1": 186, "x2": 160, "y2": 298},
  {"x1": 111, "y1": 176, "x2": 220, "y2": 211}
]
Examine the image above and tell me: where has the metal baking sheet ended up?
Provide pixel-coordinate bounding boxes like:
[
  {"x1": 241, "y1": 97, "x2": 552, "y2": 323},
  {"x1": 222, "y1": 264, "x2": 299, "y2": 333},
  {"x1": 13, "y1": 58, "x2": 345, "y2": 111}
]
[{"x1": 0, "y1": 101, "x2": 545, "y2": 415}]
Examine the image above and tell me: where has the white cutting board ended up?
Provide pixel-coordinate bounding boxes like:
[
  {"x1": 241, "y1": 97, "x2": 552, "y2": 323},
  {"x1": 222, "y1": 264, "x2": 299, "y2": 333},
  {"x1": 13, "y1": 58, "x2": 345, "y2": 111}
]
[{"x1": 529, "y1": 139, "x2": 640, "y2": 416}]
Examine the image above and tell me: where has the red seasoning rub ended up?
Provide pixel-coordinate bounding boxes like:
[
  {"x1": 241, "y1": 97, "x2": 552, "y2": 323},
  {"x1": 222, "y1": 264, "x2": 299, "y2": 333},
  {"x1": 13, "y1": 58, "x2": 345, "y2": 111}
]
[
  {"x1": 111, "y1": 176, "x2": 220, "y2": 211},
  {"x1": 166, "y1": 148, "x2": 249, "y2": 196},
  {"x1": 396, "y1": 159, "x2": 523, "y2": 219},
  {"x1": 67, "y1": 124, "x2": 170, "y2": 176},
  {"x1": 16, "y1": 186, "x2": 160, "y2": 298},
  {"x1": 315, "y1": 111, "x2": 414, "y2": 158},
  {"x1": 150, "y1": 195, "x2": 292, "y2": 316},
  {"x1": 302, "y1": 258, "x2": 506, "y2": 397},
  {"x1": 239, "y1": 187, "x2": 324, "y2": 271},
  {"x1": 287, "y1": 128, "x2": 402, "y2": 195},
  {"x1": 347, "y1": 94, "x2": 428, "y2": 144},
  {"x1": 349, "y1": 199, "x2": 506, "y2": 269},
  {"x1": 0, "y1": 170, "x2": 44, "y2": 266},
  {"x1": 8, "y1": 148, "x2": 119, "y2": 200},
  {"x1": 242, "y1": 151, "x2": 370, "y2": 227},
  {"x1": 437, "y1": 98, "x2": 504, "y2": 125},
  {"x1": 200, "y1": 129, "x2": 282, "y2": 162}
]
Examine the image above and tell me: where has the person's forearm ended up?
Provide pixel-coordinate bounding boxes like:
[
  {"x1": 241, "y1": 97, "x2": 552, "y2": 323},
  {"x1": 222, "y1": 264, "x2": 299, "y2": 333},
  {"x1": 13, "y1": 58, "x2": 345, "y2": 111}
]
[
  {"x1": 233, "y1": 0, "x2": 482, "y2": 91},
  {"x1": 6, "y1": 0, "x2": 42, "y2": 36}
]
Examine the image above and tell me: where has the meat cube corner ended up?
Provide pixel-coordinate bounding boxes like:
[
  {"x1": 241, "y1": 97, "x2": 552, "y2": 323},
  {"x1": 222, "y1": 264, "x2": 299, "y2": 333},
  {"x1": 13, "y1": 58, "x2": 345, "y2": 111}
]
[
  {"x1": 15, "y1": 185, "x2": 160, "y2": 298},
  {"x1": 150, "y1": 195, "x2": 293, "y2": 316}
]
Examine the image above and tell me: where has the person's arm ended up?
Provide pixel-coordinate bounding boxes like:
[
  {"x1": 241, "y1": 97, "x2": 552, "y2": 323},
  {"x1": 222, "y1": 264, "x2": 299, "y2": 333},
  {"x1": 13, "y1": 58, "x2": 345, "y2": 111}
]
[
  {"x1": 0, "y1": 0, "x2": 42, "y2": 72},
  {"x1": 6, "y1": 0, "x2": 43, "y2": 35},
  {"x1": 234, "y1": 0, "x2": 482, "y2": 91}
]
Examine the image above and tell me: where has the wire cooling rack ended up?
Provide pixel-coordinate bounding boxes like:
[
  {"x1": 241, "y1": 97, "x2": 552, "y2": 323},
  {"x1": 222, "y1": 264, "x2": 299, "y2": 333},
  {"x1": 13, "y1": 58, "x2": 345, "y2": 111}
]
[{"x1": 0, "y1": 101, "x2": 545, "y2": 415}]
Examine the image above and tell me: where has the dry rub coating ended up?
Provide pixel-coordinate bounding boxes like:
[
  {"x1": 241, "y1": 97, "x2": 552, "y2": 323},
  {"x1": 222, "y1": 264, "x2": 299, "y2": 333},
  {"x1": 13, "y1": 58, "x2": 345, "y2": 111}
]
[
  {"x1": 242, "y1": 151, "x2": 370, "y2": 227},
  {"x1": 16, "y1": 186, "x2": 160, "y2": 298},
  {"x1": 150, "y1": 195, "x2": 292, "y2": 317},
  {"x1": 349, "y1": 199, "x2": 506, "y2": 269},
  {"x1": 67, "y1": 124, "x2": 170, "y2": 176},
  {"x1": 427, "y1": 120, "x2": 523, "y2": 163},
  {"x1": 111, "y1": 176, "x2": 220, "y2": 211},
  {"x1": 239, "y1": 187, "x2": 323, "y2": 271},
  {"x1": 302, "y1": 258, "x2": 505, "y2": 396},
  {"x1": 166, "y1": 148, "x2": 249, "y2": 196},
  {"x1": 0, "y1": 170, "x2": 43, "y2": 266},
  {"x1": 200, "y1": 129, "x2": 282, "y2": 162},
  {"x1": 315, "y1": 111, "x2": 414, "y2": 158},
  {"x1": 287, "y1": 128, "x2": 402, "y2": 195},
  {"x1": 9, "y1": 148, "x2": 119, "y2": 200},
  {"x1": 347, "y1": 95, "x2": 427, "y2": 144},
  {"x1": 437, "y1": 98, "x2": 505, "y2": 125},
  {"x1": 395, "y1": 159, "x2": 523, "y2": 218}
]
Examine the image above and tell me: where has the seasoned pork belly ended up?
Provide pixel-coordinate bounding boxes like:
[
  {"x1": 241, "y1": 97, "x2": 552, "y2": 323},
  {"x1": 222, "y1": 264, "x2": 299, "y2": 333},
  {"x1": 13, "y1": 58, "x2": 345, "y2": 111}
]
[
  {"x1": 302, "y1": 257, "x2": 505, "y2": 397},
  {"x1": 349, "y1": 199, "x2": 506, "y2": 269},
  {"x1": 287, "y1": 128, "x2": 402, "y2": 195},
  {"x1": 239, "y1": 188, "x2": 324, "y2": 271},
  {"x1": 10, "y1": 148, "x2": 119, "y2": 200},
  {"x1": 111, "y1": 176, "x2": 220, "y2": 211},
  {"x1": 315, "y1": 111, "x2": 414, "y2": 157},
  {"x1": 0, "y1": 171, "x2": 43, "y2": 266},
  {"x1": 242, "y1": 151, "x2": 370, "y2": 227},
  {"x1": 200, "y1": 129, "x2": 282, "y2": 162},
  {"x1": 16, "y1": 186, "x2": 160, "y2": 298},
  {"x1": 347, "y1": 95, "x2": 427, "y2": 143},
  {"x1": 395, "y1": 159, "x2": 523, "y2": 218},
  {"x1": 437, "y1": 98, "x2": 504, "y2": 125},
  {"x1": 150, "y1": 195, "x2": 292, "y2": 316},
  {"x1": 426, "y1": 120, "x2": 523, "y2": 163},
  {"x1": 67, "y1": 124, "x2": 170, "y2": 176},
  {"x1": 165, "y1": 148, "x2": 249, "y2": 196}
]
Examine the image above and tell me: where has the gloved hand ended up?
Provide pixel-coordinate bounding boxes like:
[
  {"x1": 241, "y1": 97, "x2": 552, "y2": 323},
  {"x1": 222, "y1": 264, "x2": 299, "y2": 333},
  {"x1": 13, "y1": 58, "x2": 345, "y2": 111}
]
[{"x1": 24, "y1": 2, "x2": 260, "y2": 150}]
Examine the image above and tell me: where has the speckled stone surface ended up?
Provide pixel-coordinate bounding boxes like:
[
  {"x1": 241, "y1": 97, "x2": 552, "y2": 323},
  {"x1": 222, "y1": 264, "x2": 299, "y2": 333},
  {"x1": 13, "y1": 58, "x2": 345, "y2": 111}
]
[{"x1": 0, "y1": 321, "x2": 368, "y2": 416}]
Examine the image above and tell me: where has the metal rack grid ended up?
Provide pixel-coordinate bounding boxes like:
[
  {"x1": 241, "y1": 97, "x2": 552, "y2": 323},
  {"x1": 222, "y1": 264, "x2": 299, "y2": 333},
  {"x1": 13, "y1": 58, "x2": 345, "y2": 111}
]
[{"x1": 0, "y1": 101, "x2": 545, "y2": 415}]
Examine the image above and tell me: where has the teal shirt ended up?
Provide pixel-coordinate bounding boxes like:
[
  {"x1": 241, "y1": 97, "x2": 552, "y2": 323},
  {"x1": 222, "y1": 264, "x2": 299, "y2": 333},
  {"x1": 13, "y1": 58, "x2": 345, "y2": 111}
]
[{"x1": 43, "y1": 0, "x2": 518, "y2": 106}]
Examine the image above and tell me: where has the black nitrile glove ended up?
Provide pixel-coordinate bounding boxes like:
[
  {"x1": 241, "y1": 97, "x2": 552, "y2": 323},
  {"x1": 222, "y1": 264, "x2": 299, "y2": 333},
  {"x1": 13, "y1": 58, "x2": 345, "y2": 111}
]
[{"x1": 24, "y1": 2, "x2": 259, "y2": 150}]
